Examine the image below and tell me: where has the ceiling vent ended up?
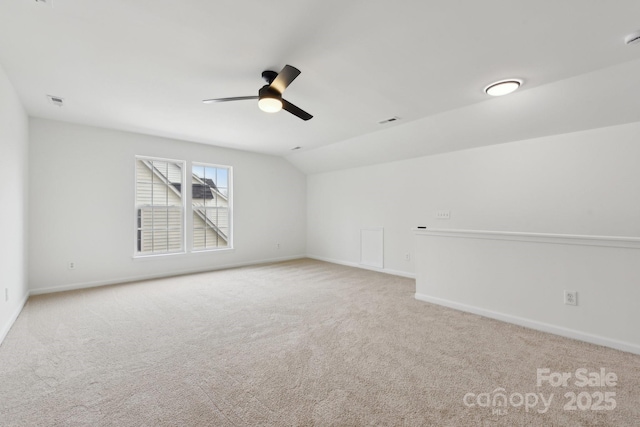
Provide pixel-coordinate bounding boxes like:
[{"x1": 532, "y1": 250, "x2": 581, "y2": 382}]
[
  {"x1": 625, "y1": 31, "x2": 640, "y2": 45},
  {"x1": 378, "y1": 116, "x2": 400, "y2": 125},
  {"x1": 47, "y1": 95, "x2": 64, "y2": 107}
]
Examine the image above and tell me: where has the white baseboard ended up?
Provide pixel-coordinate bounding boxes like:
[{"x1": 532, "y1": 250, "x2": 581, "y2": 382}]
[
  {"x1": 29, "y1": 255, "x2": 306, "y2": 296},
  {"x1": 415, "y1": 293, "x2": 640, "y2": 356},
  {"x1": 0, "y1": 292, "x2": 29, "y2": 347},
  {"x1": 307, "y1": 254, "x2": 415, "y2": 279}
]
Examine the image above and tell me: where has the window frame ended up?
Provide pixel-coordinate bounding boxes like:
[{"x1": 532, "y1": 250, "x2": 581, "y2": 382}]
[
  {"x1": 134, "y1": 155, "x2": 187, "y2": 258},
  {"x1": 191, "y1": 162, "x2": 233, "y2": 253}
]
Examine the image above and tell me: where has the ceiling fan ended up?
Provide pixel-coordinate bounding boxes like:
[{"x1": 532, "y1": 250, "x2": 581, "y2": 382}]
[{"x1": 203, "y1": 65, "x2": 313, "y2": 121}]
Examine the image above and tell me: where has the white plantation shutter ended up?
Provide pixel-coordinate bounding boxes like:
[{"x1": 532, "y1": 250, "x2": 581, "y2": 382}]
[{"x1": 135, "y1": 157, "x2": 185, "y2": 255}]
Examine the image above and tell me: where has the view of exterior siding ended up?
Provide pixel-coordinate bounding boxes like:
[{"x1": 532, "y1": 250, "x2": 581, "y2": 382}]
[
  {"x1": 136, "y1": 158, "x2": 184, "y2": 255},
  {"x1": 192, "y1": 163, "x2": 230, "y2": 250}
]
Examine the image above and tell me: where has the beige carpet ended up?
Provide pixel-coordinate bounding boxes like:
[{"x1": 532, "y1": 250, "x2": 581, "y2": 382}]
[{"x1": 1, "y1": 259, "x2": 639, "y2": 426}]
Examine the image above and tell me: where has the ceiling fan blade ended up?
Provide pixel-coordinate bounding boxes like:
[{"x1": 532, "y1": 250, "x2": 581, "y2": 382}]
[
  {"x1": 282, "y1": 99, "x2": 313, "y2": 121},
  {"x1": 270, "y1": 65, "x2": 301, "y2": 94},
  {"x1": 202, "y1": 96, "x2": 258, "y2": 104}
]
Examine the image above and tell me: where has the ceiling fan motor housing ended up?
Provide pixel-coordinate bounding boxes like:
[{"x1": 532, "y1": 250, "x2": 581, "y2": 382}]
[
  {"x1": 259, "y1": 85, "x2": 282, "y2": 100},
  {"x1": 258, "y1": 85, "x2": 283, "y2": 112}
]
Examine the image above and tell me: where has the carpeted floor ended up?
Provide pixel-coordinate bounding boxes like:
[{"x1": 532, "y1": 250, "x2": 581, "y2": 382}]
[{"x1": 1, "y1": 259, "x2": 639, "y2": 426}]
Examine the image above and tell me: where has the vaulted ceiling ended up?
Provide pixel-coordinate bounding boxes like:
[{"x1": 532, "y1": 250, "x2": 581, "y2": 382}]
[{"x1": 1, "y1": 1, "x2": 639, "y2": 173}]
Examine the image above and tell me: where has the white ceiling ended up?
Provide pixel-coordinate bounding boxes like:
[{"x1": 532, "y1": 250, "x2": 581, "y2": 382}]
[{"x1": 1, "y1": 0, "x2": 639, "y2": 173}]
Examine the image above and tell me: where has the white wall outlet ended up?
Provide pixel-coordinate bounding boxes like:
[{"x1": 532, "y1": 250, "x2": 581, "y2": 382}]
[
  {"x1": 405, "y1": 253, "x2": 411, "y2": 262},
  {"x1": 564, "y1": 290, "x2": 577, "y2": 306},
  {"x1": 68, "y1": 261, "x2": 76, "y2": 270},
  {"x1": 4, "y1": 288, "x2": 8, "y2": 302},
  {"x1": 276, "y1": 243, "x2": 280, "y2": 250},
  {"x1": 436, "y1": 210, "x2": 451, "y2": 219}
]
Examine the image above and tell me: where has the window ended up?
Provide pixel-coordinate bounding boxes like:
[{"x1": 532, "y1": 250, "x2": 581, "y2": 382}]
[
  {"x1": 192, "y1": 163, "x2": 231, "y2": 250},
  {"x1": 135, "y1": 157, "x2": 185, "y2": 255}
]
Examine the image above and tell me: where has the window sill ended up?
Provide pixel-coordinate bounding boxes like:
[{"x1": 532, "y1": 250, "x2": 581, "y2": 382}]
[
  {"x1": 191, "y1": 247, "x2": 235, "y2": 254},
  {"x1": 133, "y1": 247, "x2": 235, "y2": 260}
]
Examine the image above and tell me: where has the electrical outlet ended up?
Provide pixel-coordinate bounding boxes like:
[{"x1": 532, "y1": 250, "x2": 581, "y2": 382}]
[
  {"x1": 436, "y1": 210, "x2": 451, "y2": 219},
  {"x1": 405, "y1": 253, "x2": 411, "y2": 262},
  {"x1": 68, "y1": 261, "x2": 76, "y2": 270},
  {"x1": 4, "y1": 288, "x2": 8, "y2": 302},
  {"x1": 276, "y1": 243, "x2": 280, "y2": 250},
  {"x1": 564, "y1": 291, "x2": 577, "y2": 306}
]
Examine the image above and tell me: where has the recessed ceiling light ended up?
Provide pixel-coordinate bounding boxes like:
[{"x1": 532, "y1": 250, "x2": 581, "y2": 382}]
[
  {"x1": 484, "y1": 79, "x2": 522, "y2": 96},
  {"x1": 625, "y1": 30, "x2": 640, "y2": 45}
]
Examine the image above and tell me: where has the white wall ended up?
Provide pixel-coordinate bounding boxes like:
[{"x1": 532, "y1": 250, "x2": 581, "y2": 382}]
[
  {"x1": 414, "y1": 230, "x2": 640, "y2": 354},
  {"x1": 307, "y1": 121, "x2": 640, "y2": 276},
  {"x1": 307, "y1": 121, "x2": 640, "y2": 352},
  {"x1": 0, "y1": 64, "x2": 29, "y2": 344},
  {"x1": 28, "y1": 118, "x2": 307, "y2": 293}
]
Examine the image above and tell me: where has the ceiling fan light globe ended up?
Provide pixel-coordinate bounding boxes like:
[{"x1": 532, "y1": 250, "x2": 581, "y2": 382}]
[{"x1": 258, "y1": 97, "x2": 283, "y2": 113}]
